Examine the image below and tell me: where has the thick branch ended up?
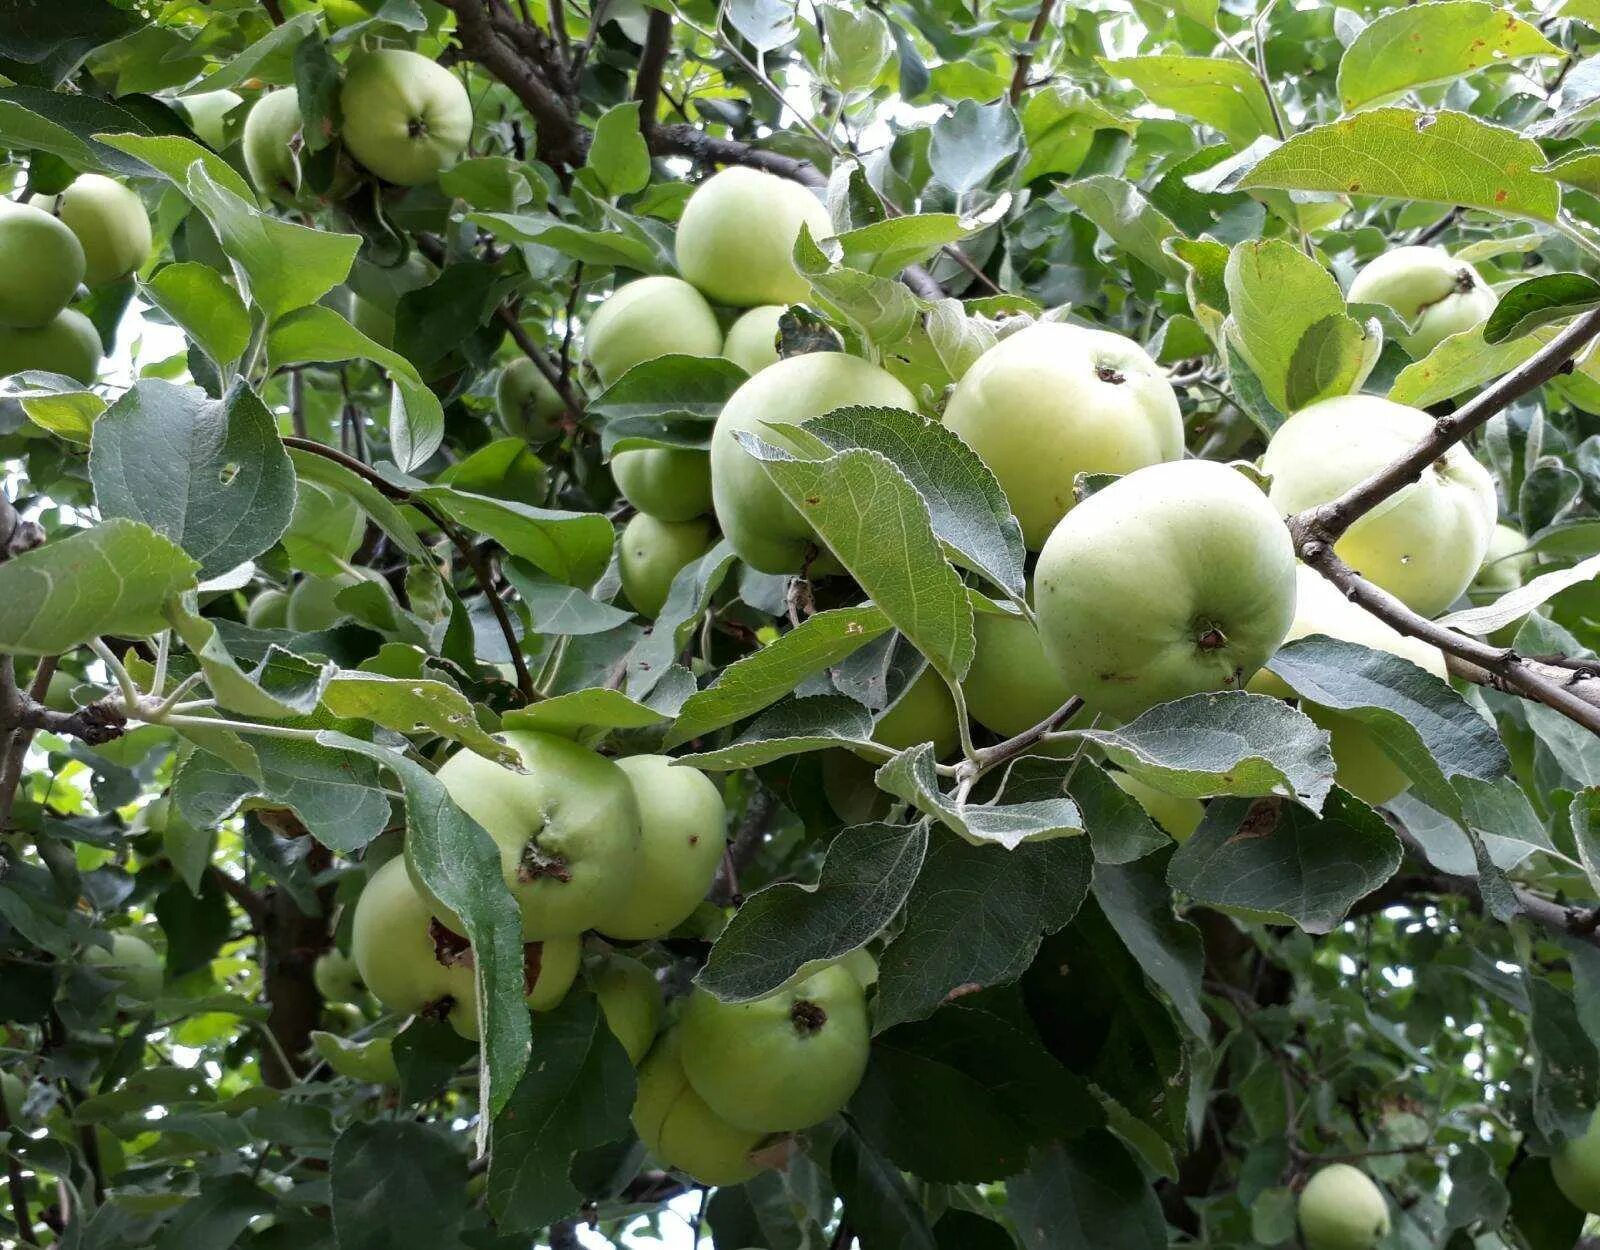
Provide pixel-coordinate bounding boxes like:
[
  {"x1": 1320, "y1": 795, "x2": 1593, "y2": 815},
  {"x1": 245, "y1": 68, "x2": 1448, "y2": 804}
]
[
  {"x1": 1290, "y1": 309, "x2": 1600, "y2": 551},
  {"x1": 1298, "y1": 543, "x2": 1600, "y2": 736},
  {"x1": 0, "y1": 494, "x2": 44, "y2": 562},
  {"x1": 632, "y1": 8, "x2": 673, "y2": 130}
]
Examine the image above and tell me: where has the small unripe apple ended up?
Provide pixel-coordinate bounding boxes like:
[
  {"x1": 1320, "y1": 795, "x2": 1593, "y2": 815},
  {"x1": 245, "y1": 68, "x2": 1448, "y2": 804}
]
[
  {"x1": 84, "y1": 932, "x2": 164, "y2": 1003},
  {"x1": 285, "y1": 570, "x2": 380, "y2": 632},
  {"x1": 351, "y1": 856, "x2": 477, "y2": 1039},
  {"x1": 1472, "y1": 522, "x2": 1534, "y2": 599},
  {"x1": 723, "y1": 304, "x2": 786, "y2": 374},
  {"x1": 711, "y1": 352, "x2": 917, "y2": 574},
  {"x1": 246, "y1": 588, "x2": 290, "y2": 629},
  {"x1": 1037, "y1": 459, "x2": 1297, "y2": 720},
  {"x1": 821, "y1": 749, "x2": 891, "y2": 825},
  {"x1": 1297, "y1": 1163, "x2": 1391, "y2": 1250},
  {"x1": 962, "y1": 603, "x2": 1073, "y2": 738},
  {"x1": 1264, "y1": 395, "x2": 1497, "y2": 617},
  {"x1": 178, "y1": 89, "x2": 243, "y2": 149},
  {"x1": 0, "y1": 1071, "x2": 31, "y2": 1125},
  {"x1": 0, "y1": 309, "x2": 102, "y2": 384},
  {"x1": 1251, "y1": 566, "x2": 1448, "y2": 806},
  {"x1": 839, "y1": 947, "x2": 878, "y2": 989},
  {"x1": 415, "y1": 732, "x2": 642, "y2": 940},
  {"x1": 678, "y1": 962, "x2": 870, "y2": 1133},
  {"x1": 632, "y1": 1031, "x2": 767, "y2": 1186},
  {"x1": 0, "y1": 200, "x2": 84, "y2": 328},
  {"x1": 339, "y1": 50, "x2": 473, "y2": 186},
  {"x1": 676, "y1": 167, "x2": 832, "y2": 308},
  {"x1": 618, "y1": 513, "x2": 715, "y2": 618},
  {"x1": 583, "y1": 275, "x2": 723, "y2": 387},
  {"x1": 1347, "y1": 245, "x2": 1496, "y2": 358},
  {"x1": 1554, "y1": 1108, "x2": 1600, "y2": 1213},
  {"x1": 495, "y1": 357, "x2": 565, "y2": 444},
  {"x1": 944, "y1": 322, "x2": 1184, "y2": 549},
  {"x1": 314, "y1": 949, "x2": 364, "y2": 1003},
  {"x1": 44, "y1": 175, "x2": 151, "y2": 286},
  {"x1": 864, "y1": 666, "x2": 959, "y2": 760},
  {"x1": 611, "y1": 448, "x2": 713, "y2": 522},
  {"x1": 525, "y1": 936, "x2": 582, "y2": 1011},
  {"x1": 594, "y1": 954, "x2": 663, "y2": 1063},
  {"x1": 243, "y1": 89, "x2": 310, "y2": 205},
  {"x1": 597, "y1": 755, "x2": 726, "y2": 941},
  {"x1": 1109, "y1": 770, "x2": 1203, "y2": 841}
]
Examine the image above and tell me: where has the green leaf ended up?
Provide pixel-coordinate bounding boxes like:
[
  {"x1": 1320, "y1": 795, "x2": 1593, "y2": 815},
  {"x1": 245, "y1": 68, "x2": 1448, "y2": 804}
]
[
  {"x1": 1168, "y1": 791, "x2": 1403, "y2": 932},
  {"x1": 0, "y1": 85, "x2": 172, "y2": 177},
  {"x1": 676, "y1": 694, "x2": 877, "y2": 770},
  {"x1": 321, "y1": 673, "x2": 520, "y2": 767},
  {"x1": 0, "y1": 519, "x2": 198, "y2": 655},
  {"x1": 89, "y1": 380, "x2": 296, "y2": 578},
  {"x1": 164, "y1": 595, "x2": 331, "y2": 719},
  {"x1": 194, "y1": 12, "x2": 318, "y2": 92},
  {"x1": 1445, "y1": 1143, "x2": 1511, "y2": 1233},
  {"x1": 1238, "y1": 108, "x2": 1561, "y2": 223},
  {"x1": 319, "y1": 733, "x2": 531, "y2": 1124},
  {"x1": 1059, "y1": 177, "x2": 1182, "y2": 279},
  {"x1": 666, "y1": 605, "x2": 893, "y2": 748},
  {"x1": 142, "y1": 263, "x2": 252, "y2": 368},
  {"x1": 928, "y1": 98, "x2": 1022, "y2": 194},
  {"x1": 1336, "y1": 1, "x2": 1558, "y2": 111},
  {"x1": 487, "y1": 993, "x2": 634, "y2": 1232},
  {"x1": 502, "y1": 563, "x2": 633, "y2": 636},
  {"x1": 876, "y1": 743, "x2": 1086, "y2": 850},
  {"x1": 590, "y1": 354, "x2": 748, "y2": 456},
  {"x1": 1388, "y1": 323, "x2": 1541, "y2": 407},
  {"x1": 469, "y1": 210, "x2": 664, "y2": 273},
  {"x1": 625, "y1": 541, "x2": 739, "y2": 698},
  {"x1": 1483, "y1": 272, "x2": 1600, "y2": 344},
  {"x1": 1081, "y1": 691, "x2": 1336, "y2": 809},
  {"x1": 1021, "y1": 83, "x2": 1137, "y2": 183},
  {"x1": 97, "y1": 130, "x2": 257, "y2": 203},
  {"x1": 1008, "y1": 1135, "x2": 1167, "y2": 1250},
  {"x1": 851, "y1": 998, "x2": 1102, "y2": 1183},
  {"x1": 439, "y1": 156, "x2": 538, "y2": 211},
  {"x1": 735, "y1": 433, "x2": 974, "y2": 684},
  {"x1": 1224, "y1": 239, "x2": 1367, "y2": 414},
  {"x1": 1538, "y1": 147, "x2": 1600, "y2": 195},
  {"x1": 1265, "y1": 635, "x2": 1510, "y2": 819},
  {"x1": 1092, "y1": 852, "x2": 1208, "y2": 1038},
  {"x1": 151, "y1": 1175, "x2": 276, "y2": 1250},
  {"x1": 725, "y1": 0, "x2": 796, "y2": 50},
  {"x1": 330, "y1": 1121, "x2": 467, "y2": 1250},
  {"x1": 831, "y1": 212, "x2": 986, "y2": 279},
  {"x1": 10, "y1": 375, "x2": 106, "y2": 442},
  {"x1": 1442, "y1": 552, "x2": 1600, "y2": 634},
  {"x1": 500, "y1": 688, "x2": 668, "y2": 743},
  {"x1": 698, "y1": 822, "x2": 928, "y2": 1003},
  {"x1": 584, "y1": 101, "x2": 651, "y2": 198},
  {"x1": 794, "y1": 227, "x2": 925, "y2": 345},
  {"x1": 1099, "y1": 56, "x2": 1276, "y2": 147},
  {"x1": 821, "y1": 3, "x2": 893, "y2": 98},
  {"x1": 874, "y1": 827, "x2": 1091, "y2": 1033},
  {"x1": 833, "y1": 1124, "x2": 939, "y2": 1250},
  {"x1": 186, "y1": 164, "x2": 360, "y2": 320},
  {"x1": 415, "y1": 485, "x2": 615, "y2": 588}
]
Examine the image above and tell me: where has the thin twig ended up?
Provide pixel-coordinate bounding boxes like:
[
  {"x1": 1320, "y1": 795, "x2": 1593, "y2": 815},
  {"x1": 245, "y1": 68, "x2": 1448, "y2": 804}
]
[
  {"x1": 1009, "y1": 0, "x2": 1057, "y2": 104},
  {"x1": 0, "y1": 1068, "x2": 37, "y2": 1243}
]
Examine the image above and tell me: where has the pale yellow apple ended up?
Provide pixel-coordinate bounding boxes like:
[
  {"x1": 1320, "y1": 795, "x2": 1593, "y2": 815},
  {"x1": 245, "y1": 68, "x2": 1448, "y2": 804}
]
[{"x1": 675, "y1": 166, "x2": 832, "y2": 307}]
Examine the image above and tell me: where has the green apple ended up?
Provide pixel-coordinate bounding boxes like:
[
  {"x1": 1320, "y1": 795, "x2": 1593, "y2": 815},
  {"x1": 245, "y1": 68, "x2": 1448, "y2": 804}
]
[
  {"x1": 723, "y1": 304, "x2": 786, "y2": 374},
  {"x1": 1263, "y1": 395, "x2": 1497, "y2": 617},
  {"x1": 632, "y1": 1031, "x2": 767, "y2": 1186},
  {"x1": 839, "y1": 947, "x2": 878, "y2": 989},
  {"x1": 286, "y1": 573, "x2": 356, "y2": 631},
  {"x1": 495, "y1": 357, "x2": 566, "y2": 444},
  {"x1": 0, "y1": 200, "x2": 84, "y2": 327},
  {"x1": 944, "y1": 322, "x2": 1184, "y2": 550},
  {"x1": 594, "y1": 954, "x2": 663, "y2": 1064},
  {"x1": 415, "y1": 732, "x2": 642, "y2": 940},
  {"x1": 0, "y1": 1071, "x2": 31, "y2": 1125},
  {"x1": 1346, "y1": 245, "x2": 1496, "y2": 358},
  {"x1": 821, "y1": 749, "x2": 891, "y2": 825},
  {"x1": 1036, "y1": 459, "x2": 1297, "y2": 721},
  {"x1": 611, "y1": 448, "x2": 713, "y2": 522},
  {"x1": 1297, "y1": 1163, "x2": 1391, "y2": 1250},
  {"x1": 866, "y1": 665, "x2": 959, "y2": 760},
  {"x1": 1109, "y1": 770, "x2": 1203, "y2": 842},
  {"x1": 351, "y1": 855, "x2": 477, "y2": 1038},
  {"x1": 339, "y1": 49, "x2": 473, "y2": 186},
  {"x1": 962, "y1": 602, "x2": 1073, "y2": 738},
  {"x1": 0, "y1": 309, "x2": 102, "y2": 383},
  {"x1": 525, "y1": 935, "x2": 582, "y2": 1011},
  {"x1": 246, "y1": 588, "x2": 290, "y2": 629},
  {"x1": 1472, "y1": 522, "x2": 1534, "y2": 599},
  {"x1": 309, "y1": 1031, "x2": 401, "y2": 1086},
  {"x1": 314, "y1": 949, "x2": 363, "y2": 1003},
  {"x1": 583, "y1": 275, "x2": 723, "y2": 387},
  {"x1": 243, "y1": 88, "x2": 311, "y2": 205},
  {"x1": 1554, "y1": 1107, "x2": 1600, "y2": 1213},
  {"x1": 619, "y1": 513, "x2": 714, "y2": 618},
  {"x1": 678, "y1": 962, "x2": 869, "y2": 1132},
  {"x1": 676, "y1": 167, "x2": 833, "y2": 307},
  {"x1": 711, "y1": 352, "x2": 916, "y2": 574},
  {"x1": 44, "y1": 175, "x2": 151, "y2": 286},
  {"x1": 84, "y1": 932, "x2": 164, "y2": 1002},
  {"x1": 1251, "y1": 566, "x2": 1447, "y2": 806},
  {"x1": 178, "y1": 89, "x2": 243, "y2": 149},
  {"x1": 597, "y1": 755, "x2": 726, "y2": 940}
]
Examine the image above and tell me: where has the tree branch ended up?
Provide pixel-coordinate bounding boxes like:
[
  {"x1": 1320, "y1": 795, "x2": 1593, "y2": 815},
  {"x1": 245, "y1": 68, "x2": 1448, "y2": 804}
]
[
  {"x1": 0, "y1": 1072, "x2": 37, "y2": 1244},
  {"x1": 1009, "y1": 0, "x2": 1057, "y2": 104},
  {"x1": 632, "y1": 8, "x2": 672, "y2": 131}
]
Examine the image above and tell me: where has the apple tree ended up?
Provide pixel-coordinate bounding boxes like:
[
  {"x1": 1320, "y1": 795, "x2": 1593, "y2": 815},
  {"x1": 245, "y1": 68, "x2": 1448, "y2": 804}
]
[{"x1": 10, "y1": 0, "x2": 1600, "y2": 1247}]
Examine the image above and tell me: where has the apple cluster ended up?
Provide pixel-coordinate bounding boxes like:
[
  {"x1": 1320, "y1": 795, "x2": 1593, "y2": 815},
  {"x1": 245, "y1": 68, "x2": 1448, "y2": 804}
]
[{"x1": 0, "y1": 176, "x2": 150, "y2": 383}]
